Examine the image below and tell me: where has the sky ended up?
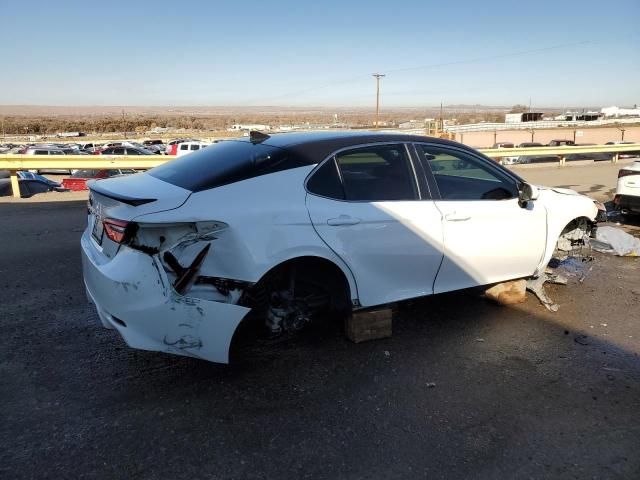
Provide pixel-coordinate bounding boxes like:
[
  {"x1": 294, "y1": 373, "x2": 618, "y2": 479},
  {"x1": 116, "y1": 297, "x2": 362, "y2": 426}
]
[{"x1": 0, "y1": 0, "x2": 638, "y2": 108}]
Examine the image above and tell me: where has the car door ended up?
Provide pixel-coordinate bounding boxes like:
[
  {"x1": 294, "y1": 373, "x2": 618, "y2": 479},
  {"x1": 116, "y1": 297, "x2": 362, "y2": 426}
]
[
  {"x1": 305, "y1": 143, "x2": 444, "y2": 307},
  {"x1": 415, "y1": 144, "x2": 547, "y2": 294}
]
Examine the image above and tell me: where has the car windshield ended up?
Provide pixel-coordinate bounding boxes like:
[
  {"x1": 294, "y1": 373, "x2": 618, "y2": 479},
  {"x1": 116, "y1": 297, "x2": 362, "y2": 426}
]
[{"x1": 149, "y1": 140, "x2": 295, "y2": 192}]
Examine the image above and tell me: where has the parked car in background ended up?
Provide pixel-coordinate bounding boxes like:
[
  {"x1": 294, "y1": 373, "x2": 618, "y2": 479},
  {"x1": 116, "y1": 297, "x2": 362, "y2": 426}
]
[
  {"x1": 22, "y1": 146, "x2": 71, "y2": 174},
  {"x1": 165, "y1": 138, "x2": 201, "y2": 154},
  {"x1": 175, "y1": 141, "x2": 211, "y2": 157},
  {"x1": 614, "y1": 160, "x2": 640, "y2": 216},
  {"x1": 548, "y1": 139, "x2": 575, "y2": 147},
  {"x1": 143, "y1": 139, "x2": 164, "y2": 146},
  {"x1": 517, "y1": 142, "x2": 559, "y2": 164},
  {"x1": 565, "y1": 143, "x2": 613, "y2": 162},
  {"x1": 143, "y1": 144, "x2": 166, "y2": 155},
  {"x1": 99, "y1": 146, "x2": 154, "y2": 155},
  {"x1": 491, "y1": 142, "x2": 519, "y2": 165},
  {"x1": 0, "y1": 170, "x2": 67, "y2": 197},
  {"x1": 606, "y1": 141, "x2": 640, "y2": 159},
  {"x1": 78, "y1": 142, "x2": 103, "y2": 153},
  {"x1": 82, "y1": 131, "x2": 600, "y2": 364},
  {"x1": 0, "y1": 143, "x2": 19, "y2": 153},
  {"x1": 62, "y1": 168, "x2": 136, "y2": 191}
]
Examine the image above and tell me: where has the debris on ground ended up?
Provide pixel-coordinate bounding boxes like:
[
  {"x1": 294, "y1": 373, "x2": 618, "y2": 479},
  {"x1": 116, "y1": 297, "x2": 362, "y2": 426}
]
[
  {"x1": 590, "y1": 226, "x2": 640, "y2": 256},
  {"x1": 484, "y1": 279, "x2": 526, "y2": 305},
  {"x1": 548, "y1": 256, "x2": 595, "y2": 280},
  {"x1": 526, "y1": 276, "x2": 559, "y2": 312}
]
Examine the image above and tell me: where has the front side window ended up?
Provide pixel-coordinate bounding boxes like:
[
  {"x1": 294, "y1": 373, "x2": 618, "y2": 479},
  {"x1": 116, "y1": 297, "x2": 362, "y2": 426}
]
[
  {"x1": 190, "y1": 145, "x2": 200, "y2": 151},
  {"x1": 126, "y1": 148, "x2": 140, "y2": 155},
  {"x1": 334, "y1": 144, "x2": 417, "y2": 201},
  {"x1": 180, "y1": 144, "x2": 189, "y2": 150},
  {"x1": 418, "y1": 145, "x2": 517, "y2": 200}
]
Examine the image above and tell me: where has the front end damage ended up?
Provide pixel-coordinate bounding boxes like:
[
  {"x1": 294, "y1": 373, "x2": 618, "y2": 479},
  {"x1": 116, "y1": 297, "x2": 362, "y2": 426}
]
[
  {"x1": 528, "y1": 217, "x2": 597, "y2": 311},
  {"x1": 82, "y1": 220, "x2": 254, "y2": 363}
]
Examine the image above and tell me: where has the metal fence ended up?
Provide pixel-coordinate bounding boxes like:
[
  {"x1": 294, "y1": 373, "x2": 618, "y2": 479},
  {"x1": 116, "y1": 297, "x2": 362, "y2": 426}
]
[
  {"x1": 2, "y1": 142, "x2": 640, "y2": 198},
  {"x1": 444, "y1": 118, "x2": 640, "y2": 133}
]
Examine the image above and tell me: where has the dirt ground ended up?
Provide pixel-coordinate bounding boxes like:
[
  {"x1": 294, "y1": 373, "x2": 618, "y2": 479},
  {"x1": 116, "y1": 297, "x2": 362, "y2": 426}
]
[{"x1": 1, "y1": 194, "x2": 639, "y2": 479}]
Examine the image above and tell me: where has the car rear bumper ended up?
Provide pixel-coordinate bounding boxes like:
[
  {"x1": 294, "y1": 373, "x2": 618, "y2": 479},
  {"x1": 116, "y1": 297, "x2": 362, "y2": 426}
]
[
  {"x1": 615, "y1": 194, "x2": 640, "y2": 214},
  {"x1": 81, "y1": 230, "x2": 250, "y2": 363}
]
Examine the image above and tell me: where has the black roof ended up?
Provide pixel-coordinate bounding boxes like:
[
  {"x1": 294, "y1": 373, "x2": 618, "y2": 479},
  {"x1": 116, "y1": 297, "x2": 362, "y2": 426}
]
[
  {"x1": 239, "y1": 130, "x2": 464, "y2": 163},
  {"x1": 147, "y1": 130, "x2": 518, "y2": 193}
]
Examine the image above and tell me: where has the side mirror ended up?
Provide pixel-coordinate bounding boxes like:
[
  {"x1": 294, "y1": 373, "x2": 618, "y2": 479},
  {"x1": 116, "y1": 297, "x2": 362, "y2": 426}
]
[{"x1": 519, "y1": 183, "x2": 540, "y2": 205}]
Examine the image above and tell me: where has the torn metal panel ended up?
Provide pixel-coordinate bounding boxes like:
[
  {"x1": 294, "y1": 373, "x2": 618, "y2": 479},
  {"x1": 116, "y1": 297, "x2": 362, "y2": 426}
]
[
  {"x1": 82, "y1": 231, "x2": 249, "y2": 363},
  {"x1": 526, "y1": 276, "x2": 559, "y2": 312}
]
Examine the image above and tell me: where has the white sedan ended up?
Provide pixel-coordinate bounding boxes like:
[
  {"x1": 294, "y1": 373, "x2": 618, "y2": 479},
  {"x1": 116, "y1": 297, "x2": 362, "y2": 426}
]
[{"x1": 82, "y1": 131, "x2": 600, "y2": 363}]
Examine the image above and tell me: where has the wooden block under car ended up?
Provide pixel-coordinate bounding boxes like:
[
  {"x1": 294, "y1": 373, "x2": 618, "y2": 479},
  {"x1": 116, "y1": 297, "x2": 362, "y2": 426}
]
[
  {"x1": 345, "y1": 307, "x2": 392, "y2": 343},
  {"x1": 484, "y1": 279, "x2": 527, "y2": 305}
]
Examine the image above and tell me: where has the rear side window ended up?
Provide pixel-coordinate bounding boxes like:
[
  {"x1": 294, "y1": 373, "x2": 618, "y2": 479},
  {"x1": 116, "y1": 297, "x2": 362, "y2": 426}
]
[
  {"x1": 335, "y1": 144, "x2": 417, "y2": 201},
  {"x1": 180, "y1": 144, "x2": 189, "y2": 150},
  {"x1": 190, "y1": 145, "x2": 200, "y2": 151},
  {"x1": 149, "y1": 140, "x2": 304, "y2": 192},
  {"x1": 35, "y1": 150, "x2": 48, "y2": 155},
  {"x1": 307, "y1": 158, "x2": 344, "y2": 199}
]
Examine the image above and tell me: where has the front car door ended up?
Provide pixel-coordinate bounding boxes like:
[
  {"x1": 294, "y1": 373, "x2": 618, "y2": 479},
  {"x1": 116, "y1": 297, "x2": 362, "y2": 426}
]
[
  {"x1": 305, "y1": 143, "x2": 444, "y2": 307},
  {"x1": 415, "y1": 144, "x2": 547, "y2": 294}
]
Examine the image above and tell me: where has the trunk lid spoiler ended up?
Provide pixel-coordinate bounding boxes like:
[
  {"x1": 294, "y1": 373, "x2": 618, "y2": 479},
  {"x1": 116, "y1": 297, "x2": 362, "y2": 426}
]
[{"x1": 88, "y1": 173, "x2": 191, "y2": 221}]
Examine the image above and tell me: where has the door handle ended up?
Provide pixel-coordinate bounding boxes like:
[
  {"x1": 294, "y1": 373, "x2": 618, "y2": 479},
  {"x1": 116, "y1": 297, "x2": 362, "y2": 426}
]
[
  {"x1": 327, "y1": 215, "x2": 361, "y2": 226},
  {"x1": 444, "y1": 213, "x2": 471, "y2": 222}
]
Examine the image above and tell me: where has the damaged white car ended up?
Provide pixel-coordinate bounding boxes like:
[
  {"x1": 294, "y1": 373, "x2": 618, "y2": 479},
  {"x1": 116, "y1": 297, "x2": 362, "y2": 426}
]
[{"x1": 82, "y1": 131, "x2": 601, "y2": 363}]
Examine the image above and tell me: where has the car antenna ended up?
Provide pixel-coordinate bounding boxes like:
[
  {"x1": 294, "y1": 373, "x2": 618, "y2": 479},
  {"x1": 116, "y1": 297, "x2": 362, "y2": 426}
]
[{"x1": 249, "y1": 130, "x2": 270, "y2": 143}]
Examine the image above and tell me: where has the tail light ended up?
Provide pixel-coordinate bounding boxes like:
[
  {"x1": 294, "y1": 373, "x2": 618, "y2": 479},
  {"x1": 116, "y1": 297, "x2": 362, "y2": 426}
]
[
  {"x1": 103, "y1": 218, "x2": 135, "y2": 244},
  {"x1": 169, "y1": 144, "x2": 178, "y2": 155},
  {"x1": 618, "y1": 169, "x2": 639, "y2": 178}
]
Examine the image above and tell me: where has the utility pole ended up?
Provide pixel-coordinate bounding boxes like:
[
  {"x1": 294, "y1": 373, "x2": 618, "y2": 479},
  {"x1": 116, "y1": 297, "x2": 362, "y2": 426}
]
[
  {"x1": 372, "y1": 73, "x2": 385, "y2": 129},
  {"x1": 439, "y1": 101, "x2": 443, "y2": 134}
]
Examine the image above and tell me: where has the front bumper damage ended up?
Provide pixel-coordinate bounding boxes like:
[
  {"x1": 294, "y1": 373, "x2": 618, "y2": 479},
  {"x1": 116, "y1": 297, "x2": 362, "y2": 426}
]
[{"x1": 82, "y1": 231, "x2": 250, "y2": 363}]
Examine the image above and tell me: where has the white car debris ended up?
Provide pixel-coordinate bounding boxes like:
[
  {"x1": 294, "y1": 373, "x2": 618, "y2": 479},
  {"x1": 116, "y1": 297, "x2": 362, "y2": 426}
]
[{"x1": 82, "y1": 131, "x2": 600, "y2": 363}]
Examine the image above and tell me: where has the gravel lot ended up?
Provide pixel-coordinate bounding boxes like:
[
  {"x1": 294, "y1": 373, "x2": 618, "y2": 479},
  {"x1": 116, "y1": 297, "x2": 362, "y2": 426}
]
[{"x1": 1, "y1": 197, "x2": 639, "y2": 479}]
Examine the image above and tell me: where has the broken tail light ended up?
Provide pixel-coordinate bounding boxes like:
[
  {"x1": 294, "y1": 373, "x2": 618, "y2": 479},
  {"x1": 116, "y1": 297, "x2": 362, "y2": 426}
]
[
  {"x1": 618, "y1": 169, "x2": 639, "y2": 178},
  {"x1": 103, "y1": 218, "x2": 135, "y2": 244}
]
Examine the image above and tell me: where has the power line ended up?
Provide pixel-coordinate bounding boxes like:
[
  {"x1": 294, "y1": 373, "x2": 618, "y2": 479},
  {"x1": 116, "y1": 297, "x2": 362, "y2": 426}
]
[{"x1": 240, "y1": 40, "x2": 594, "y2": 106}]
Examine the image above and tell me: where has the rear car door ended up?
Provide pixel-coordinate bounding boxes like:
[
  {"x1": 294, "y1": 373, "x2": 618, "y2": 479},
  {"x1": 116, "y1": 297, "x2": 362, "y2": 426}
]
[
  {"x1": 305, "y1": 143, "x2": 444, "y2": 306},
  {"x1": 415, "y1": 144, "x2": 547, "y2": 293}
]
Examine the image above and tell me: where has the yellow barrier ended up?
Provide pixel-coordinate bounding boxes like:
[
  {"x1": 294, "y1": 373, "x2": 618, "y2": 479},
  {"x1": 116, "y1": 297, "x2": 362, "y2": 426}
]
[{"x1": 2, "y1": 142, "x2": 640, "y2": 198}]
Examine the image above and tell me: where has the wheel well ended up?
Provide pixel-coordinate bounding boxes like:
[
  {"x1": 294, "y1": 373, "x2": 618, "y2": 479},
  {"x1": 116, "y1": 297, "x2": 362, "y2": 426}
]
[
  {"x1": 560, "y1": 216, "x2": 595, "y2": 236},
  {"x1": 230, "y1": 256, "x2": 352, "y2": 358},
  {"x1": 240, "y1": 256, "x2": 352, "y2": 312}
]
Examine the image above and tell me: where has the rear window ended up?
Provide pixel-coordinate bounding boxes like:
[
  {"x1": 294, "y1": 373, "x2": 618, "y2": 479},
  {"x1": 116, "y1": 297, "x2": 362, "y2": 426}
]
[{"x1": 149, "y1": 140, "x2": 304, "y2": 192}]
